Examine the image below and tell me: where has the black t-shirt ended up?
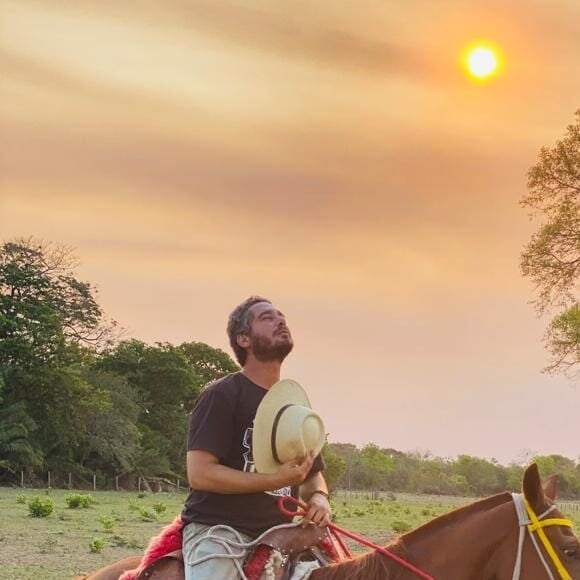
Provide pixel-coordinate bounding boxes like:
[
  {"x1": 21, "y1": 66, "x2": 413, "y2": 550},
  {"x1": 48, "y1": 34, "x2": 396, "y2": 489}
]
[{"x1": 181, "y1": 372, "x2": 324, "y2": 537}]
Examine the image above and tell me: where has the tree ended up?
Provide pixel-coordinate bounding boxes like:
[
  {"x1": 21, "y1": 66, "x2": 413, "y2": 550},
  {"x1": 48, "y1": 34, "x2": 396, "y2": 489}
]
[
  {"x1": 0, "y1": 374, "x2": 41, "y2": 480},
  {"x1": 358, "y1": 443, "x2": 395, "y2": 490},
  {"x1": 98, "y1": 339, "x2": 236, "y2": 478},
  {"x1": 0, "y1": 238, "x2": 116, "y2": 368},
  {"x1": 321, "y1": 444, "x2": 347, "y2": 491},
  {"x1": 0, "y1": 238, "x2": 118, "y2": 475},
  {"x1": 178, "y1": 341, "x2": 238, "y2": 409},
  {"x1": 520, "y1": 110, "x2": 580, "y2": 374}
]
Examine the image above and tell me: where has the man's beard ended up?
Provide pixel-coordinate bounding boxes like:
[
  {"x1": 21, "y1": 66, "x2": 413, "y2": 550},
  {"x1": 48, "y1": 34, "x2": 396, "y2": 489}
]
[{"x1": 250, "y1": 333, "x2": 294, "y2": 363}]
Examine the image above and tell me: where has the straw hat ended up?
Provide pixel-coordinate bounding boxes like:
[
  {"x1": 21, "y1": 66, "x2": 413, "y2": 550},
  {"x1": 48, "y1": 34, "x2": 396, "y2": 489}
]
[{"x1": 252, "y1": 379, "x2": 326, "y2": 474}]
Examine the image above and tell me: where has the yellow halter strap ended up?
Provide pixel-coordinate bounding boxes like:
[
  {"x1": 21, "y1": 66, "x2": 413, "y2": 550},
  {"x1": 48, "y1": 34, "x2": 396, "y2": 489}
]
[{"x1": 524, "y1": 498, "x2": 574, "y2": 580}]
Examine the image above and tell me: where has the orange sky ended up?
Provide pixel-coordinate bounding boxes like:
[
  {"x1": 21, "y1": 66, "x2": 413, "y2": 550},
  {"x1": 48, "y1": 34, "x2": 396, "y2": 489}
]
[{"x1": 1, "y1": 0, "x2": 579, "y2": 463}]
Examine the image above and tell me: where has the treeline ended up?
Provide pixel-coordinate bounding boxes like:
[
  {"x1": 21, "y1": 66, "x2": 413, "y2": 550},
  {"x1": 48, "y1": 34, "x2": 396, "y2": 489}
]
[
  {"x1": 323, "y1": 443, "x2": 580, "y2": 499},
  {"x1": 1, "y1": 238, "x2": 579, "y2": 498},
  {"x1": 0, "y1": 238, "x2": 238, "y2": 487}
]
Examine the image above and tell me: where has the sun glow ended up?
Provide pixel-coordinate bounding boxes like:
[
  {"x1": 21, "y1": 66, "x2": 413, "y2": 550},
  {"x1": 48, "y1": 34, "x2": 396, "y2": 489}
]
[{"x1": 463, "y1": 43, "x2": 501, "y2": 81}]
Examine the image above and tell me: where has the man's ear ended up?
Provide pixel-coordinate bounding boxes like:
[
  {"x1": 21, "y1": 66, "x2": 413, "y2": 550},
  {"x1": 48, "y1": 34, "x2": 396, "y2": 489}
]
[{"x1": 237, "y1": 334, "x2": 250, "y2": 348}]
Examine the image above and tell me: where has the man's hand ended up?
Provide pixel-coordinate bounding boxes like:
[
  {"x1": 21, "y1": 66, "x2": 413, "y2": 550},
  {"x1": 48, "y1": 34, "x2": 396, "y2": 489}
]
[
  {"x1": 301, "y1": 491, "x2": 332, "y2": 528},
  {"x1": 275, "y1": 451, "x2": 315, "y2": 487}
]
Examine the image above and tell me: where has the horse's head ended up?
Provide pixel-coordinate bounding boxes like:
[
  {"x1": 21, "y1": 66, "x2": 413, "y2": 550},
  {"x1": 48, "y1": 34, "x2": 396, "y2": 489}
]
[{"x1": 495, "y1": 463, "x2": 580, "y2": 580}]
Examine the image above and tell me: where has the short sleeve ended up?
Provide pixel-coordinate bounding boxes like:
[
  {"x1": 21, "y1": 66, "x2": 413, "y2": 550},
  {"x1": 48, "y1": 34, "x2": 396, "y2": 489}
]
[{"x1": 187, "y1": 386, "x2": 235, "y2": 460}]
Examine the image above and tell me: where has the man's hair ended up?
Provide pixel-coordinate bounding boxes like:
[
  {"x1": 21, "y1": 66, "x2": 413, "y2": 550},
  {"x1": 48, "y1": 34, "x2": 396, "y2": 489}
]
[{"x1": 227, "y1": 296, "x2": 271, "y2": 365}]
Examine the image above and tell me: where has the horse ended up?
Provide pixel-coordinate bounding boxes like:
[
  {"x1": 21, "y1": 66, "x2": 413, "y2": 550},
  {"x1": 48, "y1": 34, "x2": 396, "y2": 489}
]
[{"x1": 77, "y1": 463, "x2": 580, "y2": 579}]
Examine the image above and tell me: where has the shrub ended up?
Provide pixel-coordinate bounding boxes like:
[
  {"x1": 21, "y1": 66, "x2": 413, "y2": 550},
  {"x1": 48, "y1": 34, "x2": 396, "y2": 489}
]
[
  {"x1": 66, "y1": 493, "x2": 93, "y2": 509},
  {"x1": 28, "y1": 496, "x2": 54, "y2": 518},
  {"x1": 98, "y1": 515, "x2": 115, "y2": 533},
  {"x1": 152, "y1": 502, "x2": 166, "y2": 514},
  {"x1": 138, "y1": 507, "x2": 157, "y2": 522},
  {"x1": 16, "y1": 494, "x2": 26, "y2": 504},
  {"x1": 391, "y1": 519, "x2": 412, "y2": 534},
  {"x1": 137, "y1": 492, "x2": 147, "y2": 499},
  {"x1": 89, "y1": 537, "x2": 106, "y2": 553}
]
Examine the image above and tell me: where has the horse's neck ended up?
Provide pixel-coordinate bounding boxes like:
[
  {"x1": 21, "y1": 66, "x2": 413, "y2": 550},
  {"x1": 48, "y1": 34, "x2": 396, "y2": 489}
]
[{"x1": 401, "y1": 493, "x2": 515, "y2": 579}]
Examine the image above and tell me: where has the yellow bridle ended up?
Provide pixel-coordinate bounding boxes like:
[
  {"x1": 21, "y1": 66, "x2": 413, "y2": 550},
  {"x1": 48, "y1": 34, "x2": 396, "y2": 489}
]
[{"x1": 523, "y1": 498, "x2": 575, "y2": 580}]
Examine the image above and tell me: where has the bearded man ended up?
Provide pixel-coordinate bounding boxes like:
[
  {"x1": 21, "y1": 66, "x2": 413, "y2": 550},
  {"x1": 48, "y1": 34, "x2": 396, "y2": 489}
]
[{"x1": 181, "y1": 296, "x2": 331, "y2": 579}]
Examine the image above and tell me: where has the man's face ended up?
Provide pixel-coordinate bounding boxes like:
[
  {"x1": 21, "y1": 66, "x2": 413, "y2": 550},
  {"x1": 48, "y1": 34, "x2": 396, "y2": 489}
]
[{"x1": 244, "y1": 302, "x2": 293, "y2": 363}]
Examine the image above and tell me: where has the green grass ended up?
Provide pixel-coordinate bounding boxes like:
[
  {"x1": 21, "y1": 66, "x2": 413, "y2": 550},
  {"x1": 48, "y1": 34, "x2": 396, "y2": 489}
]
[
  {"x1": 0, "y1": 487, "x2": 186, "y2": 580},
  {"x1": 0, "y1": 487, "x2": 578, "y2": 579}
]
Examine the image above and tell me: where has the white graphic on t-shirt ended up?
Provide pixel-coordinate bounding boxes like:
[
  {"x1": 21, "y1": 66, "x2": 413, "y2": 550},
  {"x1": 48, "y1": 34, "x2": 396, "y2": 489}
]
[{"x1": 242, "y1": 427, "x2": 292, "y2": 497}]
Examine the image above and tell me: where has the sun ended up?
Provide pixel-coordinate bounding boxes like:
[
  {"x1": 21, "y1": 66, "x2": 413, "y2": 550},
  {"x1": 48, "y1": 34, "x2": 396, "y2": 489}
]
[{"x1": 462, "y1": 43, "x2": 502, "y2": 81}]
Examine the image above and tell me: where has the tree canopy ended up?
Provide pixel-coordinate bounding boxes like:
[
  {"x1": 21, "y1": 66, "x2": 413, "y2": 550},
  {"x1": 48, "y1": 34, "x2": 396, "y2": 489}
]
[
  {"x1": 521, "y1": 110, "x2": 580, "y2": 374},
  {"x1": 0, "y1": 238, "x2": 238, "y2": 485}
]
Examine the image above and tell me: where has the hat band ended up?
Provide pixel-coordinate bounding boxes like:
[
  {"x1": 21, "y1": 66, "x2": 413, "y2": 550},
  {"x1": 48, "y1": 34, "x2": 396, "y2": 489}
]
[{"x1": 271, "y1": 404, "x2": 293, "y2": 465}]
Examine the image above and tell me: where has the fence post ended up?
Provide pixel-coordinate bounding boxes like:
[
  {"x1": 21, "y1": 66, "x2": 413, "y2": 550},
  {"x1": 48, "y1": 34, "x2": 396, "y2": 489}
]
[
  {"x1": 69, "y1": 472, "x2": 72, "y2": 489},
  {"x1": 138, "y1": 476, "x2": 142, "y2": 493},
  {"x1": 48, "y1": 471, "x2": 51, "y2": 488},
  {"x1": 116, "y1": 475, "x2": 119, "y2": 491},
  {"x1": 93, "y1": 472, "x2": 96, "y2": 491},
  {"x1": 21, "y1": 470, "x2": 24, "y2": 488},
  {"x1": 177, "y1": 479, "x2": 180, "y2": 490}
]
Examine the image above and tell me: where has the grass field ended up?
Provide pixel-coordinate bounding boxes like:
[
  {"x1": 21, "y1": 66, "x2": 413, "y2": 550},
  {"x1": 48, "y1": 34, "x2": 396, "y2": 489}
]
[{"x1": 1, "y1": 487, "x2": 578, "y2": 580}]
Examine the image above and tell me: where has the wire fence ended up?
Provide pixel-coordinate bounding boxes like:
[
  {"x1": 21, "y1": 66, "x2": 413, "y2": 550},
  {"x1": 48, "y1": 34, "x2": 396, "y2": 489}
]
[{"x1": 6, "y1": 470, "x2": 186, "y2": 493}]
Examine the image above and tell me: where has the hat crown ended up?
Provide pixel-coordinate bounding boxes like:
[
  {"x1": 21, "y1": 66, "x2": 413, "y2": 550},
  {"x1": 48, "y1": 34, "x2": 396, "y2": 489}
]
[
  {"x1": 252, "y1": 379, "x2": 326, "y2": 474},
  {"x1": 273, "y1": 405, "x2": 325, "y2": 464}
]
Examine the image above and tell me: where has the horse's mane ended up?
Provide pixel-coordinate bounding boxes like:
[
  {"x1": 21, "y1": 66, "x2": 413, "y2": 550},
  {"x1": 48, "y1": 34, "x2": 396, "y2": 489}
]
[{"x1": 400, "y1": 491, "x2": 513, "y2": 544}]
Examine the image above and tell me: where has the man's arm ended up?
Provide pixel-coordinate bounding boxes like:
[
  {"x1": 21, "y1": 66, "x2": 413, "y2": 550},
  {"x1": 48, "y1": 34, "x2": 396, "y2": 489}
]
[
  {"x1": 299, "y1": 470, "x2": 332, "y2": 527},
  {"x1": 187, "y1": 449, "x2": 315, "y2": 494}
]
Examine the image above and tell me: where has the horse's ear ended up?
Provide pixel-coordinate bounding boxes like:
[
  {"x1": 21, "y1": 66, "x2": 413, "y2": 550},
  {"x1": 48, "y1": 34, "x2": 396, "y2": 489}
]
[
  {"x1": 522, "y1": 463, "x2": 544, "y2": 511},
  {"x1": 543, "y1": 474, "x2": 559, "y2": 502}
]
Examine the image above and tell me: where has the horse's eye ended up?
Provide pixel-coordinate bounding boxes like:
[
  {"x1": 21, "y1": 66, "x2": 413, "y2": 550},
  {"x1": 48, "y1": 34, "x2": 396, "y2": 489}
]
[{"x1": 563, "y1": 548, "x2": 578, "y2": 558}]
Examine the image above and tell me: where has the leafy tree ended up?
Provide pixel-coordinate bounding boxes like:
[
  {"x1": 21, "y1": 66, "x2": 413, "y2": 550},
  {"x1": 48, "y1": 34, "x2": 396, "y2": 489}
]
[
  {"x1": 97, "y1": 339, "x2": 236, "y2": 478},
  {"x1": 0, "y1": 238, "x2": 118, "y2": 475},
  {"x1": 97, "y1": 340, "x2": 197, "y2": 477},
  {"x1": 79, "y1": 369, "x2": 141, "y2": 476},
  {"x1": 178, "y1": 341, "x2": 238, "y2": 408},
  {"x1": 0, "y1": 238, "x2": 116, "y2": 368},
  {"x1": 358, "y1": 443, "x2": 395, "y2": 490},
  {"x1": 520, "y1": 110, "x2": 580, "y2": 374},
  {"x1": 0, "y1": 374, "x2": 41, "y2": 480},
  {"x1": 455, "y1": 455, "x2": 503, "y2": 495},
  {"x1": 321, "y1": 444, "x2": 346, "y2": 491}
]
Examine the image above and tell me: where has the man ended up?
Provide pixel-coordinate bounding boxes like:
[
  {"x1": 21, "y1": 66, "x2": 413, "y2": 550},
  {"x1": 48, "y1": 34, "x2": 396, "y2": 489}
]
[{"x1": 181, "y1": 296, "x2": 331, "y2": 579}]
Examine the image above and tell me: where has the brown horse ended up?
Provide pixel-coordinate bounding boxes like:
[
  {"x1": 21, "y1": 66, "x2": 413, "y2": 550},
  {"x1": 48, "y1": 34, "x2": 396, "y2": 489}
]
[
  {"x1": 310, "y1": 463, "x2": 580, "y2": 579},
  {"x1": 77, "y1": 464, "x2": 580, "y2": 579}
]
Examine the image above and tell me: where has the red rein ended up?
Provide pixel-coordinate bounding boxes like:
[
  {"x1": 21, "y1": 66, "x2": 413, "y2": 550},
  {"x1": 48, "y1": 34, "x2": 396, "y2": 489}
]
[{"x1": 278, "y1": 497, "x2": 435, "y2": 580}]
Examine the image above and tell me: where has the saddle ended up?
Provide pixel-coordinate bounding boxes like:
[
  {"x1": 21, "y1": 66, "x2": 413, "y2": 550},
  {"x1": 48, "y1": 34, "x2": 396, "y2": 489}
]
[{"x1": 134, "y1": 524, "x2": 335, "y2": 580}]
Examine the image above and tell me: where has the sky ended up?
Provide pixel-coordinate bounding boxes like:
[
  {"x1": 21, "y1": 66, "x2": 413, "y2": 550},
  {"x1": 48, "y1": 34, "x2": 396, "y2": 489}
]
[{"x1": 1, "y1": 0, "x2": 579, "y2": 464}]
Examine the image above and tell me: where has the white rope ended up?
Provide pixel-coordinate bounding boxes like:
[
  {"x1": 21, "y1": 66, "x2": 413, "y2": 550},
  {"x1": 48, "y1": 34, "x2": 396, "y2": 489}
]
[
  {"x1": 185, "y1": 521, "x2": 307, "y2": 580},
  {"x1": 511, "y1": 493, "x2": 558, "y2": 580}
]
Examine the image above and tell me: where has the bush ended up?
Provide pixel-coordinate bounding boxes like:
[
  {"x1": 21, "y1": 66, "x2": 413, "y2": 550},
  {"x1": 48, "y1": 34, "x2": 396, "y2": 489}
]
[
  {"x1": 16, "y1": 494, "x2": 26, "y2": 504},
  {"x1": 98, "y1": 515, "x2": 115, "y2": 533},
  {"x1": 138, "y1": 507, "x2": 157, "y2": 522},
  {"x1": 89, "y1": 537, "x2": 106, "y2": 553},
  {"x1": 28, "y1": 496, "x2": 54, "y2": 518},
  {"x1": 391, "y1": 519, "x2": 412, "y2": 534},
  {"x1": 152, "y1": 502, "x2": 166, "y2": 514},
  {"x1": 66, "y1": 493, "x2": 93, "y2": 509}
]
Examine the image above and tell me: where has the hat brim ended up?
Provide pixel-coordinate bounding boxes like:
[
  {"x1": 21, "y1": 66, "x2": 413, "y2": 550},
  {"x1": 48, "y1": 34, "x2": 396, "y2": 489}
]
[{"x1": 253, "y1": 379, "x2": 317, "y2": 474}]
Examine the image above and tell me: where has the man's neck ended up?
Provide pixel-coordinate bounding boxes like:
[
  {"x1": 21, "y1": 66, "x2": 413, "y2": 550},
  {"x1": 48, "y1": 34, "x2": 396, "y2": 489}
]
[{"x1": 242, "y1": 358, "x2": 282, "y2": 390}]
